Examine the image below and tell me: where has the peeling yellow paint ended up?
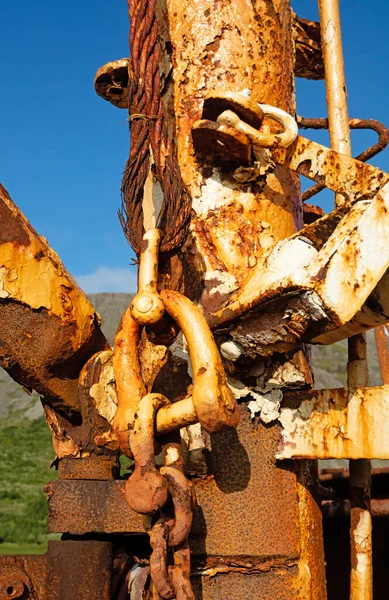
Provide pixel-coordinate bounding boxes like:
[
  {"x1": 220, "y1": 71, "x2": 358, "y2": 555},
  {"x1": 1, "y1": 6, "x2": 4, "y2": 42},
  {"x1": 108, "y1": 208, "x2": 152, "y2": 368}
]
[
  {"x1": 0, "y1": 234, "x2": 100, "y2": 350},
  {"x1": 89, "y1": 351, "x2": 118, "y2": 424},
  {"x1": 278, "y1": 386, "x2": 389, "y2": 459}
]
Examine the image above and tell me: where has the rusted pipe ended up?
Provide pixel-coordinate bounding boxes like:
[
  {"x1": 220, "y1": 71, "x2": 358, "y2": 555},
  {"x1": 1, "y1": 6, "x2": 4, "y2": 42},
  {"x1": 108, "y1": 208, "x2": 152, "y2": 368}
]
[
  {"x1": 0, "y1": 184, "x2": 109, "y2": 418},
  {"x1": 349, "y1": 459, "x2": 373, "y2": 599},
  {"x1": 318, "y1": 1, "x2": 373, "y2": 596},
  {"x1": 374, "y1": 326, "x2": 389, "y2": 385},
  {"x1": 318, "y1": 0, "x2": 350, "y2": 210}
]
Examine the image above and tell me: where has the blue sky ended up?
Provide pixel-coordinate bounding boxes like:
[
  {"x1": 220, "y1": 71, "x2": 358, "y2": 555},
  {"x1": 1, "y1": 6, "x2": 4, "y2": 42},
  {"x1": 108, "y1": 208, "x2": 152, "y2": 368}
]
[{"x1": 1, "y1": 0, "x2": 389, "y2": 293}]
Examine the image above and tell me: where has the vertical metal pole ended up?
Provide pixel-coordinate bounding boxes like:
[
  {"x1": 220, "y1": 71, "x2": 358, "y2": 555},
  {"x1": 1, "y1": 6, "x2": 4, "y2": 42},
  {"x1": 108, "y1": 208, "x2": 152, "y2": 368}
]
[
  {"x1": 374, "y1": 326, "x2": 389, "y2": 385},
  {"x1": 318, "y1": 1, "x2": 373, "y2": 598}
]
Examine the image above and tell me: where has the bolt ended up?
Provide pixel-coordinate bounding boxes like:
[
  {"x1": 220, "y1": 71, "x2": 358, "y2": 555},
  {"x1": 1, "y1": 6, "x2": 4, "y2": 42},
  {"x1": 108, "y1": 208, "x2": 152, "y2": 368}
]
[
  {"x1": 0, "y1": 577, "x2": 27, "y2": 599},
  {"x1": 135, "y1": 295, "x2": 154, "y2": 314}
]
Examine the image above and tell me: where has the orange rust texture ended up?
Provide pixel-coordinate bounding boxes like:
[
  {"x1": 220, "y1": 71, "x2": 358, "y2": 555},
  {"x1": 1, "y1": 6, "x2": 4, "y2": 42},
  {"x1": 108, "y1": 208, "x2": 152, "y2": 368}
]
[
  {"x1": 153, "y1": 1, "x2": 327, "y2": 598},
  {"x1": 0, "y1": 184, "x2": 109, "y2": 418},
  {"x1": 157, "y1": 0, "x2": 302, "y2": 294},
  {"x1": 374, "y1": 326, "x2": 389, "y2": 385},
  {"x1": 0, "y1": 541, "x2": 113, "y2": 600},
  {"x1": 294, "y1": 461, "x2": 329, "y2": 598}
]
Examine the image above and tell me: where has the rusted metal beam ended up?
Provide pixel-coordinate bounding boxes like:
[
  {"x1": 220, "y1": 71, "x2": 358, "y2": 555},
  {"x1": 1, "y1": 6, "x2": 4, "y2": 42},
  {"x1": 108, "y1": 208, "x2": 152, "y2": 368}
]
[
  {"x1": 0, "y1": 184, "x2": 109, "y2": 418},
  {"x1": 209, "y1": 180, "x2": 389, "y2": 350},
  {"x1": 277, "y1": 385, "x2": 389, "y2": 460},
  {"x1": 0, "y1": 541, "x2": 113, "y2": 600}
]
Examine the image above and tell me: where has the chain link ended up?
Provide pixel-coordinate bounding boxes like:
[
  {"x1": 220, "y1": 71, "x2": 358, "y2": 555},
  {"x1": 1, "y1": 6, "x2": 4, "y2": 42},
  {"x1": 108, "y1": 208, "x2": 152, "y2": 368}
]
[{"x1": 114, "y1": 223, "x2": 240, "y2": 597}]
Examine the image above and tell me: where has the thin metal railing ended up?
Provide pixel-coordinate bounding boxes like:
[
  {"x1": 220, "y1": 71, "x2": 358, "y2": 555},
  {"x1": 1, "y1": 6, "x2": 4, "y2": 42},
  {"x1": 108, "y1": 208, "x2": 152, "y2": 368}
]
[{"x1": 317, "y1": 1, "x2": 373, "y2": 598}]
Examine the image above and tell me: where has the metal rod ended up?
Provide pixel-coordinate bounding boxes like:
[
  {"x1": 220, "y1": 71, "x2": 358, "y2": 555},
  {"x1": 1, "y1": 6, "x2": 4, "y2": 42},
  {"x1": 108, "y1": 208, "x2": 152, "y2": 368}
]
[
  {"x1": 374, "y1": 326, "x2": 389, "y2": 385},
  {"x1": 318, "y1": 0, "x2": 351, "y2": 206},
  {"x1": 318, "y1": 1, "x2": 373, "y2": 598}
]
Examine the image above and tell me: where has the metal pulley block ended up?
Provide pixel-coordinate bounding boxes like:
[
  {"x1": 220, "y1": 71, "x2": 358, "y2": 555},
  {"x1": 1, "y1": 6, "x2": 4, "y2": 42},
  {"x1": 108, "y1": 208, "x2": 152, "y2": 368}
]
[{"x1": 190, "y1": 90, "x2": 389, "y2": 353}]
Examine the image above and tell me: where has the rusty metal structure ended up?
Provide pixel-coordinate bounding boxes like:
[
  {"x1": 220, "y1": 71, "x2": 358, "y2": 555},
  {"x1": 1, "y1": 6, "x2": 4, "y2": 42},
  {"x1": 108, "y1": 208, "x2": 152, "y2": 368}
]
[{"x1": 2, "y1": 0, "x2": 389, "y2": 598}]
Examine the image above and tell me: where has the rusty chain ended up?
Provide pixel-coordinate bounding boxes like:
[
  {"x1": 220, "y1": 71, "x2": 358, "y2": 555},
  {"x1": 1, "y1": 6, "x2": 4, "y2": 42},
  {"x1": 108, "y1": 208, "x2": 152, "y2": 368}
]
[
  {"x1": 113, "y1": 227, "x2": 239, "y2": 597},
  {"x1": 120, "y1": 0, "x2": 192, "y2": 257},
  {"x1": 147, "y1": 441, "x2": 195, "y2": 600}
]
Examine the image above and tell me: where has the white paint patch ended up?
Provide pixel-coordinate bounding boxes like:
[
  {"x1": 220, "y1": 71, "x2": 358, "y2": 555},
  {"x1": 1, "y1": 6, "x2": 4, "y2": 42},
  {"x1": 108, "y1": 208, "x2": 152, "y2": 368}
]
[
  {"x1": 193, "y1": 168, "x2": 257, "y2": 216},
  {"x1": 240, "y1": 88, "x2": 251, "y2": 98},
  {"x1": 353, "y1": 510, "x2": 372, "y2": 576},
  {"x1": 228, "y1": 377, "x2": 283, "y2": 424},
  {"x1": 180, "y1": 422, "x2": 205, "y2": 451},
  {"x1": 166, "y1": 445, "x2": 180, "y2": 465},
  {"x1": 203, "y1": 269, "x2": 239, "y2": 297},
  {"x1": 247, "y1": 388, "x2": 283, "y2": 424},
  {"x1": 278, "y1": 398, "x2": 314, "y2": 434},
  {"x1": 263, "y1": 237, "x2": 318, "y2": 289}
]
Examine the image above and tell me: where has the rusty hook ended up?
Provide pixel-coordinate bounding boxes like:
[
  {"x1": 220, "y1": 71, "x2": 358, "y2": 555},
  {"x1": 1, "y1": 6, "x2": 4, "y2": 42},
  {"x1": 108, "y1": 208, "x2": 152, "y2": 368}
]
[{"x1": 124, "y1": 393, "x2": 170, "y2": 514}]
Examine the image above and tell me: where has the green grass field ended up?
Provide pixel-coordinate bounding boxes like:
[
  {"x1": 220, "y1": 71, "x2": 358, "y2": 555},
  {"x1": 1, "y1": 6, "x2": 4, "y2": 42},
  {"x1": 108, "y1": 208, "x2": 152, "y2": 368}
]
[{"x1": 0, "y1": 414, "x2": 58, "y2": 553}]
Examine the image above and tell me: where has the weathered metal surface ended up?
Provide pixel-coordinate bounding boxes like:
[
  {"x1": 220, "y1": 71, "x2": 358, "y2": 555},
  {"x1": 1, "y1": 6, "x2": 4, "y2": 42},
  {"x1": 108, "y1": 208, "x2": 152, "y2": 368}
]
[
  {"x1": 292, "y1": 15, "x2": 324, "y2": 80},
  {"x1": 277, "y1": 386, "x2": 389, "y2": 460},
  {"x1": 47, "y1": 411, "x2": 300, "y2": 560},
  {"x1": 0, "y1": 184, "x2": 109, "y2": 418},
  {"x1": 374, "y1": 326, "x2": 389, "y2": 384},
  {"x1": 0, "y1": 541, "x2": 112, "y2": 600},
  {"x1": 58, "y1": 456, "x2": 119, "y2": 480},
  {"x1": 124, "y1": 393, "x2": 170, "y2": 515},
  {"x1": 190, "y1": 405, "x2": 300, "y2": 560},
  {"x1": 349, "y1": 460, "x2": 372, "y2": 600},
  {"x1": 209, "y1": 178, "x2": 389, "y2": 350},
  {"x1": 154, "y1": 0, "x2": 302, "y2": 297},
  {"x1": 298, "y1": 117, "x2": 389, "y2": 203},
  {"x1": 47, "y1": 479, "x2": 144, "y2": 535},
  {"x1": 191, "y1": 568, "x2": 301, "y2": 599},
  {"x1": 40, "y1": 351, "x2": 120, "y2": 462},
  {"x1": 94, "y1": 58, "x2": 131, "y2": 108},
  {"x1": 95, "y1": 0, "x2": 327, "y2": 597}
]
